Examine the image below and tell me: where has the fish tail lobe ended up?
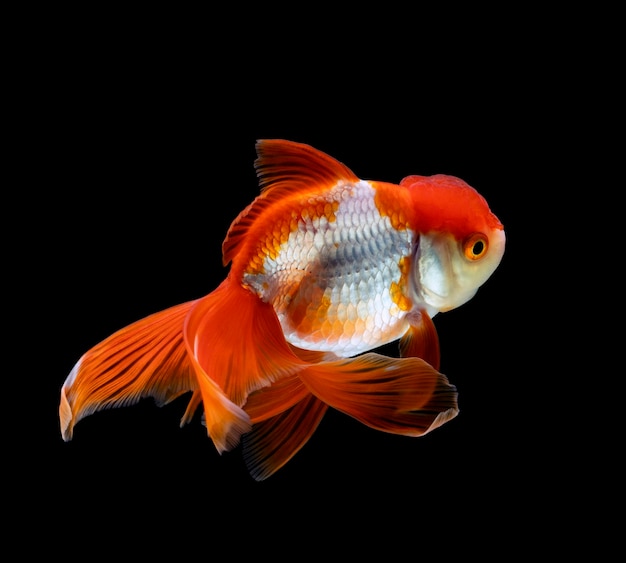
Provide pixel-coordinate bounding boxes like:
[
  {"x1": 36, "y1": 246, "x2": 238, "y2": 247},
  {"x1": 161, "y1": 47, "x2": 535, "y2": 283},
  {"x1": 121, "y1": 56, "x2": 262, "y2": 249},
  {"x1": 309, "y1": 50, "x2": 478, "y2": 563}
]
[
  {"x1": 239, "y1": 349, "x2": 458, "y2": 481},
  {"x1": 59, "y1": 300, "x2": 198, "y2": 442},
  {"x1": 183, "y1": 276, "x2": 307, "y2": 454},
  {"x1": 298, "y1": 353, "x2": 459, "y2": 437},
  {"x1": 241, "y1": 368, "x2": 328, "y2": 481}
]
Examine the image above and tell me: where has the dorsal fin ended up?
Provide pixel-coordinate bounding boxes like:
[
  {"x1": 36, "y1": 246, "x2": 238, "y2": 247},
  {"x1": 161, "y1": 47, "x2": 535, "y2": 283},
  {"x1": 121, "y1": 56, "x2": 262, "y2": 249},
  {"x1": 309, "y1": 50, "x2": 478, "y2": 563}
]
[
  {"x1": 254, "y1": 139, "x2": 358, "y2": 193},
  {"x1": 222, "y1": 140, "x2": 360, "y2": 266}
]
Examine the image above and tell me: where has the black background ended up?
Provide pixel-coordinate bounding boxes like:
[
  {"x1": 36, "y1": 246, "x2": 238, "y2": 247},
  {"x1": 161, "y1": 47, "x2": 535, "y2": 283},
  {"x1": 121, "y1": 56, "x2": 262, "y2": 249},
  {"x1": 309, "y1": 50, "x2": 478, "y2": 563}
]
[{"x1": 20, "y1": 8, "x2": 585, "y2": 559}]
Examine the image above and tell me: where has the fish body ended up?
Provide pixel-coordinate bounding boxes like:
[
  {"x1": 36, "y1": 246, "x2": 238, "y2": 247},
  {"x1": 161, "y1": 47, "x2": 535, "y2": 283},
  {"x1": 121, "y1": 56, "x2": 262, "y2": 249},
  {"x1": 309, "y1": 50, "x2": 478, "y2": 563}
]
[
  {"x1": 60, "y1": 139, "x2": 505, "y2": 480},
  {"x1": 239, "y1": 182, "x2": 412, "y2": 355}
]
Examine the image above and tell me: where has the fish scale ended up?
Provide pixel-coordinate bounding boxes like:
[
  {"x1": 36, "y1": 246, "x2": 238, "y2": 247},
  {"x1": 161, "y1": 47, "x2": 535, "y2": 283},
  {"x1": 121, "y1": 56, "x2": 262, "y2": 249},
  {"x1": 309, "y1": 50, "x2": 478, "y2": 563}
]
[{"x1": 243, "y1": 180, "x2": 414, "y2": 357}]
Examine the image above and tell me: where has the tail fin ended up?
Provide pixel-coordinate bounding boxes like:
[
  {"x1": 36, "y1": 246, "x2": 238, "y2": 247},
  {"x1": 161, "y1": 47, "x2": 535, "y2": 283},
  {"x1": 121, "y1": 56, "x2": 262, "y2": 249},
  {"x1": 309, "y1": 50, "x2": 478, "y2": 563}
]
[
  {"x1": 60, "y1": 300, "x2": 198, "y2": 441},
  {"x1": 60, "y1": 276, "x2": 311, "y2": 455},
  {"x1": 240, "y1": 350, "x2": 458, "y2": 480},
  {"x1": 182, "y1": 276, "x2": 308, "y2": 453},
  {"x1": 243, "y1": 380, "x2": 328, "y2": 481},
  {"x1": 299, "y1": 352, "x2": 459, "y2": 437},
  {"x1": 240, "y1": 349, "x2": 331, "y2": 480}
]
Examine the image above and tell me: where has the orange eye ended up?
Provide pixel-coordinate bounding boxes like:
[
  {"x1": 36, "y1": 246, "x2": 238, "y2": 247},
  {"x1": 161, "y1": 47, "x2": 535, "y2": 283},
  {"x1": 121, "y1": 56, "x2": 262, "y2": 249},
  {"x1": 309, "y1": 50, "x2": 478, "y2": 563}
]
[{"x1": 463, "y1": 233, "x2": 488, "y2": 261}]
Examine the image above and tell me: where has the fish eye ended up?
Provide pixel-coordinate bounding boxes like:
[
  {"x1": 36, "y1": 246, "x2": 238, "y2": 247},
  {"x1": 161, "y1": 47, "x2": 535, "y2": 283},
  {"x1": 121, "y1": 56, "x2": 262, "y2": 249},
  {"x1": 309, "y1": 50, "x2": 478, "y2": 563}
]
[{"x1": 463, "y1": 233, "x2": 488, "y2": 261}]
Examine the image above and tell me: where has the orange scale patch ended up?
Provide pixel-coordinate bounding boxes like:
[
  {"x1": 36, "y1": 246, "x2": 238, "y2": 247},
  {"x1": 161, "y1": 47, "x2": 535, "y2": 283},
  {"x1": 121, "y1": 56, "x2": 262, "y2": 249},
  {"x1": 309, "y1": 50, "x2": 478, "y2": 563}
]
[
  {"x1": 373, "y1": 182, "x2": 412, "y2": 231},
  {"x1": 354, "y1": 316, "x2": 367, "y2": 337},
  {"x1": 328, "y1": 318, "x2": 346, "y2": 341},
  {"x1": 288, "y1": 283, "x2": 332, "y2": 336},
  {"x1": 389, "y1": 255, "x2": 412, "y2": 311},
  {"x1": 309, "y1": 199, "x2": 339, "y2": 223},
  {"x1": 248, "y1": 199, "x2": 340, "y2": 278},
  {"x1": 247, "y1": 253, "x2": 266, "y2": 274},
  {"x1": 341, "y1": 318, "x2": 356, "y2": 339}
]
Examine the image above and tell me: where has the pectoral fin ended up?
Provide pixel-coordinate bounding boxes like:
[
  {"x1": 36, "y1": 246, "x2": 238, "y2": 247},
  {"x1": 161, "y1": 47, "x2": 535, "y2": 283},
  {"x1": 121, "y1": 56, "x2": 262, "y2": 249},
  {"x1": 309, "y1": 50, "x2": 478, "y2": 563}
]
[{"x1": 399, "y1": 309, "x2": 441, "y2": 370}]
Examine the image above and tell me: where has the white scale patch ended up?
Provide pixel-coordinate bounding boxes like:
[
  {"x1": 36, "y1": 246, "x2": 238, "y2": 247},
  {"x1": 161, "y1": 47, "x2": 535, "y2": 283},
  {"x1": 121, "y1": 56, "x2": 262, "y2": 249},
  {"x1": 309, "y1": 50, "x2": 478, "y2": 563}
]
[{"x1": 244, "y1": 181, "x2": 415, "y2": 357}]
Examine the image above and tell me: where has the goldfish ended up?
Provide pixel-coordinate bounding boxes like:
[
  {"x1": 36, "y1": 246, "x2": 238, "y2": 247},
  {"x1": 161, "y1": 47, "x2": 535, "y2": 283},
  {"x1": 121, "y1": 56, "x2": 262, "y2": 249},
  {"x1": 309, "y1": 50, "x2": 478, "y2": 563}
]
[{"x1": 60, "y1": 139, "x2": 505, "y2": 480}]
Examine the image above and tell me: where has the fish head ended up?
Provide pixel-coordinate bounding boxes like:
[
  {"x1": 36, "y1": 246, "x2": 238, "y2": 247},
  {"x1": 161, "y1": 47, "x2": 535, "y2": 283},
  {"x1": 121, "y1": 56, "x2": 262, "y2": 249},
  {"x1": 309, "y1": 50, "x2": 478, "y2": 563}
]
[
  {"x1": 403, "y1": 174, "x2": 506, "y2": 314},
  {"x1": 413, "y1": 227, "x2": 505, "y2": 314}
]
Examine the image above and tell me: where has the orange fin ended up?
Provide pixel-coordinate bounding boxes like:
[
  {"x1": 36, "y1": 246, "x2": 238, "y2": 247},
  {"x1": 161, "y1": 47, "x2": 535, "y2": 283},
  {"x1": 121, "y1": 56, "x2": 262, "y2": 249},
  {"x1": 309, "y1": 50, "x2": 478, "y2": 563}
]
[
  {"x1": 239, "y1": 346, "x2": 341, "y2": 479},
  {"x1": 183, "y1": 276, "x2": 306, "y2": 453},
  {"x1": 288, "y1": 344, "x2": 340, "y2": 363},
  {"x1": 60, "y1": 300, "x2": 198, "y2": 441},
  {"x1": 186, "y1": 354, "x2": 251, "y2": 454},
  {"x1": 244, "y1": 373, "x2": 310, "y2": 423},
  {"x1": 222, "y1": 139, "x2": 360, "y2": 266},
  {"x1": 241, "y1": 347, "x2": 457, "y2": 479},
  {"x1": 253, "y1": 139, "x2": 359, "y2": 194},
  {"x1": 298, "y1": 353, "x2": 458, "y2": 436},
  {"x1": 179, "y1": 389, "x2": 202, "y2": 426},
  {"x1": 242, "y1": 393, "x2": 328, "y2": 481},
  {"x1": 399, "y1": 309, "x2": 441, "y2": 370}
]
